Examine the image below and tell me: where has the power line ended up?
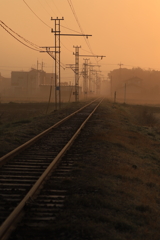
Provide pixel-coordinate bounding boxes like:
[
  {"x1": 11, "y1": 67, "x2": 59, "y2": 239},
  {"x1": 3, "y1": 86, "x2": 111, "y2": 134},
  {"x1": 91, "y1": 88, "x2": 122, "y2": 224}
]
[
  {"x1": 39, "y1": 1, "x2": 85, "y2": 38},
  {"x1": 81, "y1": 48, "x2": 93, "y2": 54},
  {"x1": 0, "y1": 22, "x2": 40, "y2": 51},
  {"x1": 67, "y1": 0, "x2": 97, "y2": 61},
  {"x1": 23, "y1": 0, "x2": 81, "y2": 54},
  {"x1": 38, "y1": 0, "x2": 54, "y2": 17},
  {"x1": 23, "y1": 0, "x2": 51, "y2": 28},
  {"x1": 44, "y1": 0, "x2": 57, "y2": 15},
  {"x1": 60, "y1": 41, "x2": 73, "y2": 53},
  {"x1": 51, "y1": 0, "x2": 63, "y2": 16},
  {"x1": 61, "y1": 25, "x2": 82, "y2": 34},
  {"x1": 0, "y1": 21, "x2": 69, "y2": 67},
  {"x1": 67, "y1": 0, "x2": 84, "y2": 34},
  {"x1": 24, "y1": 0, "x2": 90, "y2": 55},
  {"x1": 29, "y1": 0, "x2": 82, "y2": 35},
  {"x1": 0, "y1": 21, "x2": 41, "y2": 50}
]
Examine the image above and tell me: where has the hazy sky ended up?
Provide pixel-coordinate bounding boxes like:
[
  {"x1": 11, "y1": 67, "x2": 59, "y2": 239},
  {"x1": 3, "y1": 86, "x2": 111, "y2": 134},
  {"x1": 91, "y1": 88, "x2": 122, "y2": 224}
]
[{"x1": 1, "y1": 0, "x2": 160, "y2": 82}]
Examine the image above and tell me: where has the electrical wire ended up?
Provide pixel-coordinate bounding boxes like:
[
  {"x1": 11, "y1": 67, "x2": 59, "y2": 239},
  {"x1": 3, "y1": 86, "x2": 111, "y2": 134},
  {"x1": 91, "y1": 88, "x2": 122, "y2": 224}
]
[
  {"x1": 0, "y1": 20, "x2": 66, "y2": 69},
  {"x1": 46, "y1": 50, "x2": 66, "y2": 69},
  {"x1": 61, "y1": 41, "x2": 73, "y2": 53},
  {"x1": 68, "y1": 0, "x2": 106, "y2": 68},
  {"x1": 51, "y1": 0, "x2": 63, "y2": 16},
  {"x1": 1, "y1": 20, "x2": 67, "y2": 68},
  {"x1": 24, "y1": 0, "x2": 89, "y2": 55},
  {"x1": 22, "y1": 0, "x2": 80, "y2": 55},
  {"x1": 44, "y1": 0, "x2": 57, "y2": 15},
  {"x1": 61, "y1": 25, "x2": 82, "y2": 34},
  {"x1": 23, "y1": 0, "x2": 51, "y2": 28},
  {"x1": 38, "y1": 0, "x2": 53, "y2": 17},
  {"x1": 81, "y1": 48, "x2": 93, "y2": 54},
  {"x1": 0, "y1": 21, "x2": 41, "y2": 50},
  {"x1": 0, "y1": 22, "x2": 40, "y2": 51},
  {"x1": 67, "y1": 0, "x2": 86, "y2": 38},
  {"x1": 67, "y1": 0, "x2": 84, "y2": 34},
  {"x1": 67, "y1": 0, "x2": 98, "y2": 62}
]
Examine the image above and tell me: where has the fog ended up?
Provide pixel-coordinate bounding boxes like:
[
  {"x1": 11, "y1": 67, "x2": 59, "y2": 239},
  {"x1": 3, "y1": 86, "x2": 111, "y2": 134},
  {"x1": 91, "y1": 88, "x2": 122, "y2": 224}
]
[{"x1": 1, "y1": 1, "x2": 160, "y2": 104}]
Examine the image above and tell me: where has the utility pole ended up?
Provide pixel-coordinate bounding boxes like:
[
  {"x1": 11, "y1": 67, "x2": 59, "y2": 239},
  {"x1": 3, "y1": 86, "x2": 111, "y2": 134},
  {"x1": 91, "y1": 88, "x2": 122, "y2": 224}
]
[
  {"x1": 96, "y1": 71, "x2": 100, "y2": 95},
  {"x1": 96, "y1": 66, "x2": 102, "y2": 95},
  {"x1": 90, "y1": 66, "x2": 101, "y2": 95},
  {"x1": 118, "y1": 62, "x2": 123, "y2": 101},
  {"x1": 37, "y1": 60, "x2": 39, "y2": 87},
  {"x1": 88, "y1": 64, "x2": 101, "y2": 94},
  {"x1": 124, "y1": 83, "x2": 126, "y2": 104},
  {"x1": 81, "y1": 55, "x2": 105, "y2": 98},
  {"x1": 41, "y1": 61, "x2": 44, "y2": 71},
  {"x1": 118, "y1": 62, "x2": 123, "y2": 81},
  {"x1": 89, "y1": 65, "x2": 94, "y2": 94},
  {"x1": 51, "y1": 17, "x2": 64, "y2": 110},
  {"x1": 51, "y1": 18, "x2": 91, "y2": 107},
  {"x1": 37, "y1": 60, "x2": 44, "y2": 86},
  {"x1": 110, "y1": 75, "x2": 112, "y2": 99},
  {"x1": 83, "y1": 58, "x2": 90, "y2": 97},
  {"x1": 73, "y1": 46, "x2": 81, "y2": 102},
  {"x1": 67, "y1": 53, "x2": 103, "y2": 101},
  {"x1": 41, "y1": 17, "x2": 92, "y2": 106},
  {"x1": 118, "y1": 62, "x2": 123, "y2": 68},
  {"x1": 72, "y1": 50, "x2": 105, "y2": 101}
]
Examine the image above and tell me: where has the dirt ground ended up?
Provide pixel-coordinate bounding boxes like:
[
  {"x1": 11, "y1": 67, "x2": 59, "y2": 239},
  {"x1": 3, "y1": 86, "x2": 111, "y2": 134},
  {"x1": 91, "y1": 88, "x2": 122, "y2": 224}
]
[
  {"x1": 0, "y1": 101, "x2": 86, "y2": 157},
  {"x1": 48, "y1": 100, "x2": 160, "y2": 240},
  {"x1": 2, "y1": 99, "x2": 160, "y2": 239}
]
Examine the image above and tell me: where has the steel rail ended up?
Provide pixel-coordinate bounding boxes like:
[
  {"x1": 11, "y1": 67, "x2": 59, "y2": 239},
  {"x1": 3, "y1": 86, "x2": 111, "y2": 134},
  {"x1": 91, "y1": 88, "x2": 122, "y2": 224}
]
[
  {"x1": 0, "y1": 98, "x2": 99, "y2": 167},
  {"x1": 0, "y1": 98, "x2": 103, "y2": 240}
]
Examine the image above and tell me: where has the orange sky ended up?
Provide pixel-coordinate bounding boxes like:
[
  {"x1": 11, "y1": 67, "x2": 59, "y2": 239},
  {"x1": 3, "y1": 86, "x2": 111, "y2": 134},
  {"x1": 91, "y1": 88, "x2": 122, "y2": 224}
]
[{"x1": 1, "y1": 0, "x2": 160, "y2": 83}]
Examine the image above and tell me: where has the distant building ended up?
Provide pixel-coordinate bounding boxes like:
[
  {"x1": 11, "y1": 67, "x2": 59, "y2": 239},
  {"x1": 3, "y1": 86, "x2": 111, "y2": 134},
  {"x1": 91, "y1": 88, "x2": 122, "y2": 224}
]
[
  {"x1": 43, "y1": 72, "x2": 56, "y2": 86},
  {"x1": 0, "y1": 73, "x2": 11, "y2": 90},
  {"x1": 11, "y1": 69, "x2": 45, "y2": 88},
  {"x1": 0, "y1": 73, "x2": 11, "y2": 102},
  {"x1": 108, "y1": 67, "x2": 160, "y2": 104},
  {"x1": 0, "y1": 69, "x2": 83, "y2": 103}
]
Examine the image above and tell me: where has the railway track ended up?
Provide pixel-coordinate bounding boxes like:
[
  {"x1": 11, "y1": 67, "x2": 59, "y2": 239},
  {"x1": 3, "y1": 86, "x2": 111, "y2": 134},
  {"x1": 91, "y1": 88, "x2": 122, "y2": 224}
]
[{"x1": 0, "y1": 98, "x2": 102, "y2": 240}]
